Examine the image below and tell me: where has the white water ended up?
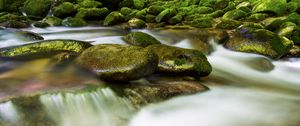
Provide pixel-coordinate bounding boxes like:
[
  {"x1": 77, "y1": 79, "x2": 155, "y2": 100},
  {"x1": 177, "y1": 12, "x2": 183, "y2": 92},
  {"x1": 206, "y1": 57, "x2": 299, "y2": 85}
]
[{"x1": 0, "y1": 27, "x2": 300, "y2": 126}]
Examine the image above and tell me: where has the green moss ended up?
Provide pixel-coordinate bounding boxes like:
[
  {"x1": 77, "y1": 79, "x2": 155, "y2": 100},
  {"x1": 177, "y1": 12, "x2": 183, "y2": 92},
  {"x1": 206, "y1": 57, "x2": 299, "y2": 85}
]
[
  {"x1": 103, "y1": 11, "x2": 124, "y2": 26},
  {"x1": 0, "y1": 39, "x2": 92, "y2": 58},
  {"x1": 75, "y1": 44, "x2": 158, "y2": 81},
  {"x1": 128, "y1": 18, "x2": 146, "y2": 28},
  {"x1": 190, "y1": 17, "x2": 213, "y2": 28},
  {"x1": 123, "y1": 32, "x2": 161, "y2": 47},
  {"x1": 120, "y1": 7, "x2": 132, "y2": 16},
  {"x1": 145, "y1": 14, "x2": 156, "y2": 23},
  {"x1": 216, "y1": 19, "x2": 243, "y2": 29},
  {"x1": 247, "y1": 13, "x2": 269, "y2": 22},
  {"x1": 53, "y1": 2, "x2": 78, "y2": 18},
  {"x1": 252, "y1": 0, "x2": 287, "y2": 16},
  {"x1": 168, "y1": 14, "x2": 183, "y2": 24},
  {"x1": 146, "y1": 44, "x2": 212, "y2": 77},
  {"x1": 133, "y1": 0, "x2": 145, "y2": 10},
  {"x1": 78, "y1": 0, "x2": 102, "y2": 8},
  {"x1": 135, "y1": 9, "x2": 147, "y2": 19},
  {"x1": 75, "y1": 8, "x2": 109, "y2": 20},
  {"x1": 286, "y1": 12, "x2": 300, "y2": 25},
  {"x1": 277, "y1": 22, "x2": 296, "y2": 37},
  {"x1": 287, "y1": 1, "x2": 298, "y2": 13},
  {"x1": 147, "y1": 5, "x2": 165, "y2": 15},
  {"x1": 42, "y1": 16, "x2": 62, "y2": 26},
  {"x1": 199, "y1": 0, "x2": 230, "y2": 9},
  {"x1": 62, "y1": 17, "x2": 87, "y2": 27},
  {"x1": 155, "y1": 8, "x2": 176, "y2": 23},
  {"x1": 222, "y1": 9, "x2": 248, "y2": 20},
  {"x1": 24, "y1": 0, "x2": 51, "y2": 17},
  {"x1": 0, "y1": 0, "x2": 26, "y2": 13},
  {"x1": 188, "y1": 6, "x2": 214, "y2": 15},
  {"x1": 33, "y1": 21, "x2": 50, "y2": 28}
]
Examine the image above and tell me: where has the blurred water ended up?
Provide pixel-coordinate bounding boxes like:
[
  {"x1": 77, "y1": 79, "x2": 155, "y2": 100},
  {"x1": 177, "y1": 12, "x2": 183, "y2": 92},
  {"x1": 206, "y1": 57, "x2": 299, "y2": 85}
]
[{"x1": 0, "y1": 27, "x2": 299, "y2": 126}]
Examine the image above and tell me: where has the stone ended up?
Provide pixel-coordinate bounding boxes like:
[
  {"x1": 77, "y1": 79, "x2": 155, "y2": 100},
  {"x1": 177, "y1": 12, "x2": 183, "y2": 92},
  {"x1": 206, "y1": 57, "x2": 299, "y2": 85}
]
[
  {"x1": 147, "y1": 5, "x2": 165, "y2": 15},
  {"x1": 0, "y1": 39, "x2": 92, "y2": 59},
  {"x1": 216, "y1": 19, "x2": 243, "y2": 29},
  {"x1": 146, "y1": 44, "x2": 212, "y2": 77},
  {"x1": 103, "y1": 11, "x2": 124, "y2": 26},
  {"x1": 24, "y1": 0, "x2": 52, "y2": 17},
  {"x1": 168, "y1": 14, "x2": 183, "y2": 25},
  {"x1": 133, "y1": 0, "x2": 145, "y2": 10},
  {"x1": 224, "y1": 27, "x2": 293, "y2": 59},
  {"x1": 252, "y1": 0, "x2": 287, "y2": 16},
  {"x1": 128, "y1": 18, "x2": 146, "y2": 29},
  {"x1": 78, "y1": 0, "x2": 102, "y2": 8},
  {"x1": 75, "y1": 44, "x2": 158, "y2": 81},
  {"x1": 53, "y1": 2, "x2": 78, "y2": 18},
  {"x1": 276, "y1": 22, "x2": 296, "y2": 37},
  {"x1": 247, "y1": 13, "x2": 269, "y2": 22},
  {"x1": 0, "y1": 0, "x2": 26, "y2": 13},
  {"x1": 75, "y1": 8, "x2": 109, "y2": 20},
  {"x1": 42, "y1": 16, "x2": 62, "y2": 26},
  {"x1": 155, "y1": 9, "x2": 176, "y2": 23},
  {"x1": 62, "y1": 17, "x2": 87, "y2": 27},
  {"x1": 123, "y1": 32, "x2": 161, "y2": 47},
  {"x1": 222, "y1": 9, "x2": 248, "y2": 20},
  {"x1": 190, "y1": 17, "x2": 213, "y2": 28},
  {"x1": 120, "y1": 7, "x2": 132, "y2": 16},
  {"x1": 284, "y1": 45, "x2": 300, "y2": 58},
  {"x1": 33, "y1": 21, "x2": 50, "y2": 28},
  {"x1": 199, "y1": 0, "x2": 230, "y2": 9}
]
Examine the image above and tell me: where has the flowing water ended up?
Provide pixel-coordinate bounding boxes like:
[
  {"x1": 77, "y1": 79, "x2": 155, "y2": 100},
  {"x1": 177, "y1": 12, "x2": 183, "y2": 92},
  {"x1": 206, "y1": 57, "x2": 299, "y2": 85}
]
[{"x1": 0, "y1": 26, "x2": 300, "y2": 126}]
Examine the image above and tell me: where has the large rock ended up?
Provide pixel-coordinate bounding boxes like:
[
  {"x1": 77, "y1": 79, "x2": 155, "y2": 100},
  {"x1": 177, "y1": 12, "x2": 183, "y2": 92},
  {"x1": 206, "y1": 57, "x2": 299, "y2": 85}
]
[
  {"x1": 53, "y1": 2, "x2": 78, "y2": 18},
  {"x1": 0, "y1": 39, "x2": 92, "y2": 59},
  {"x1": 252, "y1": 0, "x2": 287, "y2": 16},
  {"x1": 123, "y1": 32, "x2": 161, "y2": 47},
  {"x1": 224, "y1": 27, "x2": 293, "y2": 59},
  {"x1": 0, "y1": 0, "x2": 26, "y2": 13},
  {"x1": 24, "y1": 0, "x2": 52, "y2": 17},
  {"x1": 75, "y1": 44, "x2": 158, "y2": 81},
  {"x1": 146, "y1": 44, "x2": 212, "y2": 77},
  {"x1": 103, "y1": 11, "x2": 124, "y2": 26}
]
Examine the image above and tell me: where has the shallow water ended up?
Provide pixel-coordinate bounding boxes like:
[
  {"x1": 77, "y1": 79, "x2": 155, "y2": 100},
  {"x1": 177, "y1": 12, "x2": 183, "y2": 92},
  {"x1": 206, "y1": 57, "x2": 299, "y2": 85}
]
[{"x1": 0, "y1": 26, "x2": 300, "y2": 126}]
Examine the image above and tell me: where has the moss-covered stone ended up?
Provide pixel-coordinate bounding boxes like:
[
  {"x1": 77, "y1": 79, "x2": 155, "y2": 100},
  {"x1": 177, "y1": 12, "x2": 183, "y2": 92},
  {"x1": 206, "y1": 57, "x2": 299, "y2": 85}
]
[
  {"x1": 277, "y1": 22, "x2": 296, "y2": 37},
  {"x1": 145, "y1": 14, "x2": 156, "y2": 23},
  {"x1": 62, "y1": 17, "x2": 87, "y2": 27},
  {"x1": 287, "y1": 1, "x2": 299, "y2": 13},
  {"x1": 123, "y1": 32, "x2": 161, "y2": 47},
  {"x1": 146, "y1": 44, "x2": 212, "y2": 77},
  {"x1": 224, "y1": 28, "x2": 293, "y2": 59},
  {"x1": 119, "y1": 0, "x2": 133, "y2": 8},
  {"x1": 252, "y1": 0, "x2": 287, "y2": 16},
  {"x1": 188, "y1": 6, "x2": 214, "y2": 15},
  {"x1": 0, "y1": 20, "x2": 29, "y2": 28},
  {"x1": 75, "y1": 44, "x2": 158, "y2": 81},
  {"x1": 168, "y1": 14, "x2": 183, "y2": 24},
  {"x1": 0, "y1": 0, "x2": 26, "y2": 13},
  {"x1": 42, "y1": 16, "x2": 62, "y2": 26},
  {"x1": 33, "y1": 21, "x2": 50, "y2": 28},
  {"x1": 103, "y1": 11, "x2": 124, "y2": 26},
  {"x1": 135, "y1": 9, "x2": 147, "y2": 19},
  {"x1": 155, "y1": 8, "x2": 176, "y2": 23},
  {"x1": 190, "y1": 17, "x2": 213, "y2": 28},
  {"x1": 53, "y1": 2, "x2": 78, "y2": 18},
  {"x1": 24, "y1": 0, "x2": 52, "y2": 17},
  {"x1": 75, "y1": 8, "x2": 109, "y2": 20},
  {"x1": 262, "y1": 17, "x2": 286, "y2": 31},
  {"x1": 128, "y1": 18, "x2": 146, "y2": 28},
  {"x1": 120, "y1": 7, "x2": 132, "y2": 16},
  {"x1": 286, "y1": 12, "x2": 300, "y2": 25},
  {"x1": 133, "y1": 0, "x2": 145, "y2": 10},
  {"x1": 199, "y1": 0, "x2": 230, "y2": 9},
  {"x1": 78, "y1": 0, "x2": 102, "y2": 8},
  {"x1": 247, "y1": 13, "x2": 269, "y2": 22},
  {"x1": 0, "y1": 13, "x2": 29, "y2": 28},
  {"x1": 222, "y1": 9, "x2": 248, "y2": 20},
  {"x1": 216, "y1": 20, "x2": 243, "y2": 29},
  {"x1": 284, "y1": 45, "x2": 300, "y2": 57},
  {"x1": 0, "y1": 39, "x2": 92, "y2": 59},
  {"x1": 147, "y1": 5, "x2": 165, "y2": 15}
]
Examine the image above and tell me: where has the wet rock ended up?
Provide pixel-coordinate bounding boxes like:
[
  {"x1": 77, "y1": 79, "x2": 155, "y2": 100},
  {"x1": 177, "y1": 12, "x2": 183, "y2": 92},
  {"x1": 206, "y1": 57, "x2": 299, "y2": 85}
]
[
  {"x1": 0, "y1": 39, "x2": 92, "y2": 59},
  {"x1": 0, "y1": 13, "x2": 30, "y2": 28},
  {"x1": 33, "y1": 21, "x2": 50, "y2": 28},
  {"x1": 146, "y1": 44, "x2": 212, "y2": 77},
  {"x1": 120, "y1": 7, "x2": 132, "y2": 16},
  {"x1": 224, "y1": 27, "x2": 293, "y2": 59},
  {"x1": 75, "y1": 44, "x2": 158, "y2": 81},
  {"x1": 286, "y1": 13, "x2": 300, "y2": 26},
  {"x1": 247, "y1": 13, "x2": 269, "y2": 22},
  {"x1": 252, "y1": 0, "x2": 287, "y2": 16},
  {"x1": 103, "y1": 11, "x2": 125, "y2": 26},
  {"x1": 24, "y1": 0, "x2": 52, "y2": 17},
  {"x1": 222, "y1": 9, "x2": 248, "y2": 20},
  {"x1": 123, "y1": 32, "x2": 161, "y2": 47},
  {"x1": 199, "y1": 0, "x2": 229, "y2": 9},
  {"x1": 53, "y1": 2, "x2": 78, "y2": 18},
  {"x1": 284, "y1": 45, "x2": 300, "y2": 58},
  {"x1": 0, "y1": 20, "x2": 29, "y2": 28},
  {"x1": 75, "y1": 8, "x2": 109, "y2": 20},
  {"x1": 190, "y1": 17, "x2": 213, "y2": 28},
  {"x1": 78, "y1": 0, "x2": 102, "y2": 8},
  {"x1": 168, "y1": 14, "x2": 183, "y2": 25},
  {"x1": 276, "y1": 22, "x2": 296, "y2": 37},
  {"x1": 128, "y1": 18, "x2": 146, "y2": 28},
  {"x1": 0, "y1": 0, "x2": 26, "y2": 13},
  {"x1": 42, "y1": 16, "x2": 62, "y2": 26},
  {"x1": 62, "y1": 17, "x2": 87, "y2": 27},
  {"x1": 155, "y1": 9, "x2": 176, "y2": 23},
  {"x1": 216, "y1": 19, "x2": 242, "y2": 29}
]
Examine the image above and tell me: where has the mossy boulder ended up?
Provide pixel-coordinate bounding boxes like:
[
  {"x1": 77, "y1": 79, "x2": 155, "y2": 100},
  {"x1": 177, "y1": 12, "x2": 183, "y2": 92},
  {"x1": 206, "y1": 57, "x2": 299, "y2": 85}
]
[
  {"x1": 123, "y1": 32, "x2": 161, "y2": 47},
  {"x1": 222, "y1": 9, "x2": 248, "y2": 20},
  {"x1": 75, "y1": 44, "x2": 158, "y2": 81},
  {"x1": 216, "y1": 19, "x2": 243, "y2": 29},
  {"x1": 0, "y1": 0, "x2": 26, "y2": 13},
  {"x1": 128, "y1": 18, "x2": 146, "y2": 28},
  {"x1": 286, "y1": 12, "x2": 300, "y2": 25},
  {"x1": 24, "y1": 0, "x2": 52, "y2": 17},
  {"x1": 146, "y1": 44, "x2": 212, "y2": 77},
  {"x1": 33, "y1": 21, "x2": 50, "y2": 28},
  {"x1": 53, "y1": 2, "x2": 78, "y2": 18},
  {"x1": 188, "y1": 6, "x2": 214, "y2": 15},
  {"x1": 133, "y1": 0, "x2": 145, "y2": 10},
  {"x1": 75, "y1": 8, "x2": 109, "y2": 20},
  {"x1": 0, "y1": 13, "x2": 30, "y2": 28},
  {"x1": 190, "y1": 17, "x2": 213, "y2": 28},
  {"x1": 276, "y1": 22, "x2": 296, "y2": 37},
  {"x1": 199, "y1": 0, "x2": 230, "y2": 9},
  {"x1": 247, "y1": 13, "x2": 269, "y2": 22},
  {"x1": 62, "y1": 17, "x2": 87, "y2": 27},
  {"x1": 78, "y1": 0, "x2": 102, "y2": 8},
  {"x1": 155, "y1": 8, "x2": 176, "y2": 23},
  {"x1": 252, "y1": 0, "x2": 287, "y2": 16},
  {"x1": 168, "y1": 14, "x2": 183, "y2": 24},
  {"x1": 42, "y1": 16, "x2": 62, "y2": 26},
  {"x1": 224, "y1": 28, "x2": 293, "y2": 59},
  {"x1": 0, "y1": 39, "x2": 92, "y2": 59},
  {"x1": 120, "y1": 7, "x2": 132, "y2": 16},
  {"x1": 147, "y1": 5, "x2": 165, "y2": 15},
  {"x1": 103, "y1": 11, "x2": 124, "y2": 26}
]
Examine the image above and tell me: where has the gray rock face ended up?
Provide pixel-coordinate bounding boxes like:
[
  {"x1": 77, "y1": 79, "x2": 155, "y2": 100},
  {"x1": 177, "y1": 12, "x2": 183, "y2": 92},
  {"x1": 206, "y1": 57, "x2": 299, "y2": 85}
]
[{"x1": 75, "y1": 44, "x2": 159, "y2": 81}]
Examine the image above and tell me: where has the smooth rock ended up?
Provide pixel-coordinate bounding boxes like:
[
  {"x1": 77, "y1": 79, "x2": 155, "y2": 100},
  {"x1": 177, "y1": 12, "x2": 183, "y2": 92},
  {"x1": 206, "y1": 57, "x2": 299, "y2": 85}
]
[{"x1": 123, "y1": 32, "x2": 161, "y2": 47}]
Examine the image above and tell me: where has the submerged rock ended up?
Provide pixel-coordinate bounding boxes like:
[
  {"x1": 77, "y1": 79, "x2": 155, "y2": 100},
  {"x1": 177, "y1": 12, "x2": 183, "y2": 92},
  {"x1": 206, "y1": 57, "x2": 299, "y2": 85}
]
[
  {"x1": 123, "y1": 32, "x2": 161, "y2": 47},
  {"x1": 224, "y1": 27, "x2": 293, "y2": 59},
  {"x1": 0, "y1": 39, "x2": 92, "y2": 59},
  {"x1": 75, "y1": 44, "x2": 158, "y2": 81},
  {"x1": 146, "y1": 44, "x2": 212, "y2": 77}
]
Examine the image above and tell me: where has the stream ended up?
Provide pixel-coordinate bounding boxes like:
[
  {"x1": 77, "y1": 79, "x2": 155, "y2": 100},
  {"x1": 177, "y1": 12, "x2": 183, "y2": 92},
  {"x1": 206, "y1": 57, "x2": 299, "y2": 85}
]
[{"x1": 0, "y1": 26, "x2": 300, "y2": 126}]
